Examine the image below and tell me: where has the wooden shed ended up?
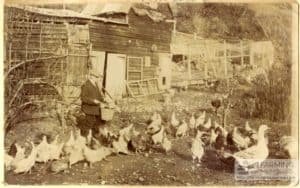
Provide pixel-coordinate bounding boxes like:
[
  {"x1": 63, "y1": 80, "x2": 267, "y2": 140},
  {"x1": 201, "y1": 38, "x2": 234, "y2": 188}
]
[
  {"x1": 82, "y1": 3, "x2": 173, "y2": 99},
  {"x1": 4, "y1": 3, "x2": 174, "y2": 127},
  {"x1": 4, "y1": 5, "x2": 126, "y2": 126}
]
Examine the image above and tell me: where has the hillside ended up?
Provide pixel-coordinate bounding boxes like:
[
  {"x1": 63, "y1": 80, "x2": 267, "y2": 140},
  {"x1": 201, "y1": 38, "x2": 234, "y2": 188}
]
[{"x1": 174, "y1": 3, "x2": 293, "y2": 121}]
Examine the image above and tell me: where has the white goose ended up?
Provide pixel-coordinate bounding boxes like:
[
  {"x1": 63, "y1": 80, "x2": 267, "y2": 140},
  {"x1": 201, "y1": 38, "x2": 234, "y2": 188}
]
[{"x1": 223, "y1": 124, "x2": 270, "y2": 171}]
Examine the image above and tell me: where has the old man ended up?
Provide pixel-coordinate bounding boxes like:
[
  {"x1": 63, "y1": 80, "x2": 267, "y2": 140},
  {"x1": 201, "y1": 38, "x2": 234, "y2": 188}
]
[{"x1": 80, "y1": 71, "x2": 106, "y2": 135}]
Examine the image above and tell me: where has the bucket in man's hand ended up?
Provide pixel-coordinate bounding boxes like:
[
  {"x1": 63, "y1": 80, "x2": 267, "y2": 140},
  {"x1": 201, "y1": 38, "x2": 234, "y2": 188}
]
[{"x1": 100, "y1": 106, "x2": 114, "y2": 121}]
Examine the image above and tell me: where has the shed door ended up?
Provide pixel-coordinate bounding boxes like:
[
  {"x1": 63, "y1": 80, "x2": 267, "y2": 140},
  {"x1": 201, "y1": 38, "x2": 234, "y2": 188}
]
[
  {"x1": 159, "y1": 53, "x2": 172, "y2": 89},
  {"x1": 90, "y1": 51, "x2": 105, "y2": 77},
  {"x1": 105, "y1": 53, "x2": 126, "y2": 99}
]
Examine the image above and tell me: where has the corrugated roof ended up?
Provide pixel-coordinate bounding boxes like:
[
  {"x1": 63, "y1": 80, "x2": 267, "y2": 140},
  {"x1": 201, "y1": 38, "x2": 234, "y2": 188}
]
[{"x1": 7, "y1": 4, "x2": 128, "y2": 25}]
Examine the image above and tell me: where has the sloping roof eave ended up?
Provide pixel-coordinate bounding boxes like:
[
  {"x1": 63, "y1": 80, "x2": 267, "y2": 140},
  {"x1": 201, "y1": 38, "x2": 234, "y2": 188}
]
[{"x1": 6, "y1": 4, "x2": 128, "y2": 25}]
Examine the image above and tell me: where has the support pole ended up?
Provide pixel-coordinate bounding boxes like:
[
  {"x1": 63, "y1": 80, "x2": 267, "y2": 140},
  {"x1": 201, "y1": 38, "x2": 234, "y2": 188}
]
[
  {"x1": 240, "y1": 40, "x2": 244, "y2": 66},
  {"x1": 223, "y1": 40, "x2": 229, "y2": 90},
  {"x1": 39, "y1": 24, "x2": 42, "y2": 58},
  {"x1": 187, "y1": 44, "x2": 192, "y2": 84},
  {"x1": 204, "y1": 41, "x2": 208, "y2": 81},
  {"x1": 249, "y1": 41, "x2": 254, "y2": 66},
  {"x1": 8, "y1": 42, "x2": 12, "y2": 98}
]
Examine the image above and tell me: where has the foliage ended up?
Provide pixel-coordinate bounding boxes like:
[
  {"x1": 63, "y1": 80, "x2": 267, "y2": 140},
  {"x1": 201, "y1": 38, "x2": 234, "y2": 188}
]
[{"x1": 176, "y1": 3, "x2": 292, "y2": 122}]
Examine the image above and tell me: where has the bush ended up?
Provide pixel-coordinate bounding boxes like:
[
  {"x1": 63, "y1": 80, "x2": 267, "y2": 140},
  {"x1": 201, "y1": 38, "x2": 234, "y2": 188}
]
[{"x1": 251, "y1": 64, "x2": 291, "y2": 122}]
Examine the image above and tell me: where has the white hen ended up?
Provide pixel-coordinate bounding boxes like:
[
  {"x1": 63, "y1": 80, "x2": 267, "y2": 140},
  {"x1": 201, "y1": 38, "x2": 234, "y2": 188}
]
[
  {"x1": 86, "y1": 129, "x2": 92, "y2": 146},
  {"x1": 279, "y1": 135, "x2": 297, "y2": 159},
  {"x1": 191, "y1": 131, "x2": 205, "y2": 163},
  {"x1": 176, "y1": 120, "x2": 188, "y2": 138},
  {"x1": 195, "y1": 111, "x2": 206, "y2": 128},
  {"x1": 232, "y1": 127, "x2": 251, "y2": 150},
  {"x1": 112, "y1": 135, "x2": 129, "y2": 154},
  {"x1": 245, "y1": 121, "x2": 258, "y2": 140},
  {"x1": 91, "y1": 137, "x2": 102, "y2": 150},
  {"x1": 14, "y1": 141, "x2": 37, "y2": 174},
  {"x1": 68, "y1": 147, "x2": 85, "y2": 168},
  {"x1": 214, "y1": 122, "x2": 228, "y2": 138},
  {"x1": 83, "y1": 145, "x2": 113, "y2": 168},
  {"x1": 63, "y1": 130, "x2": 75, "y2": 155},
  {"x1": 162, "y1": 132, "x2": 172, "y2": 153},
  {"x1": 99, "y1": 126, "x2": 109, "y2": 139},
  {"x1": 48, "y1": 135, "x2": 64, "y2": 161},
  {"x1": 150, "y1": 112, "x2": 162, "y2": 124},
  {"x1": 36, "y1": 135, "x2": 51, "y2": 163},
  {"x1": 5, "y1": 153, "x2": 14, "y2": 171},
  {"x1": 245, "y1": 121, "x2": 254, "y2": 132},
  {"x1": 210, "y1": 129, "x2": 218, "y2": 146},
  {"x1": 119, "y1": 124, "x2": 137, "y2": 142},
  {"x1": 189, "y1": 113, "x2": 196, "y2": 129},
  {"x1": 66, "y1": 130, "x2": 86, "y2": 168},
  {"x1": 146, "y1": 120, "x2": 161, "y2": 135},
  {"x1": 201, "y1": 118, "x2": 212, "y2": 130},
  {"x1": 7, "y1": 143, "x2": 26, "y2": 170},
  {"x1": 171, "y1": 112, "x2": 180, "y2": 128},
  {"x1": 14, "y1": 143, "x2": 26, "y2": 163},
  {"x1": 152, "y1": 126, "x2": 165, "y2": 145},
  {"x1": 224, "y1": 125, "x2": 270, "y2": 171},
  {"x1": 75, "y1": 129, "x2": 86, "y2": 149}
]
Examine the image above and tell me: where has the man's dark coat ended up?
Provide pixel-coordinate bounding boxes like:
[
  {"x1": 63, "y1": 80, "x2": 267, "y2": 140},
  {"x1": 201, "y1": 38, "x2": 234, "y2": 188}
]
[{"x1": 80, "y1": 78, "x2": 104, "y2": 115}]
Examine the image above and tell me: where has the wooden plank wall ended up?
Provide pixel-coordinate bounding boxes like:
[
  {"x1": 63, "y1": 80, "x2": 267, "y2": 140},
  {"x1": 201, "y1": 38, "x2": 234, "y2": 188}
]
[{"x1": 89, "y1": 8, "x2": 173, "y2": 80}]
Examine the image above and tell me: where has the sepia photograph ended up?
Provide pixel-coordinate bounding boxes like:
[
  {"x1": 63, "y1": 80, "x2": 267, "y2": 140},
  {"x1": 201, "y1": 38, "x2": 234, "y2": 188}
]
[{"x1": 2, "y1": 0, "x2": 299, "y2": 186}]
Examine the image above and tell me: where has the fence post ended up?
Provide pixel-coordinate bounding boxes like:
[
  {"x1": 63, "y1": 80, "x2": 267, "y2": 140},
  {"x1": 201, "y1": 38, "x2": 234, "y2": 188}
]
[
  {"x1": 240, "y1": 40, "x2": 244, "y2": 66},
  {"x1": 187, "y1": 44, "x2": 192, "y2": 86},
  {"x1": 223, "y1": 40, "x2": 229, "y2": 89},
  {"x1": 250, "y1": 41, "x2": 254, "y2": 66}
]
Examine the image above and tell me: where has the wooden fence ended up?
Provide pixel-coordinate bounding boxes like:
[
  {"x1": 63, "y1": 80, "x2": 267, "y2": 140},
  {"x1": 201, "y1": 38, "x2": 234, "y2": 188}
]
[{"x1": 171, "y1": 32, "x2": 274, "y2": 88}]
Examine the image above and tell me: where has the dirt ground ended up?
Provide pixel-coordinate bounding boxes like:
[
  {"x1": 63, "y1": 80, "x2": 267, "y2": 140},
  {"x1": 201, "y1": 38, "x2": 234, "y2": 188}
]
[{"x1": 4, "y1": 88, "x2": 292, "y2": 186}]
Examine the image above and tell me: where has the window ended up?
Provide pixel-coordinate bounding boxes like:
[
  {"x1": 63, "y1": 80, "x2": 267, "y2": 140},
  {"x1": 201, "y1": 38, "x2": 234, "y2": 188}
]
[{"x1": 127, "y1": 56, "x2": 143, "y2": 81}]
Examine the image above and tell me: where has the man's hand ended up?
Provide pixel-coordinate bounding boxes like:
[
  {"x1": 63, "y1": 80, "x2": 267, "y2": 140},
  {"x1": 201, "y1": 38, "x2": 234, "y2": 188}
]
[{"x1": 93, "y1": 99, "x2": 100, "y2": 105}]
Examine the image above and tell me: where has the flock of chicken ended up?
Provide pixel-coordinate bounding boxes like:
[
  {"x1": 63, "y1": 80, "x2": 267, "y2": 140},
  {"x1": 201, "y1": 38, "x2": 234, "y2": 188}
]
[
  {"x1": 145, "y1": 111, "x2": 296, "y2": 171},
  {"x1": 4, "y1": 109, "x2": 296, "y2": 175},
  {"x1": 4, "y1": 123, "x2": 138, "y2": 174}
]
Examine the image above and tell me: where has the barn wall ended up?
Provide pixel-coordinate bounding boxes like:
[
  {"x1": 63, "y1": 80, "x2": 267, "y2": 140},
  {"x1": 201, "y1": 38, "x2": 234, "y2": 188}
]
[{"x1": 89, "y1": 8, "x2": 172, "y2": 80}]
